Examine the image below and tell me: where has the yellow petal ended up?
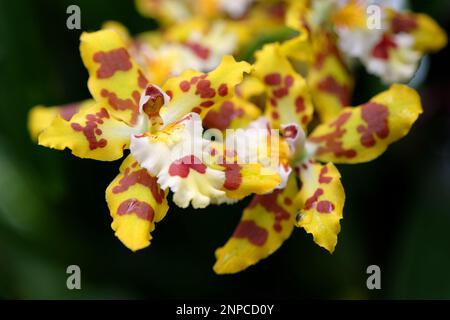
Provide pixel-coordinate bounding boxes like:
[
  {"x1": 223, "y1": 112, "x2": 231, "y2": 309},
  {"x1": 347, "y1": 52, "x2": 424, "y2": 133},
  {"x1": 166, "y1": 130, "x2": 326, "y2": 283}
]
[
  {"x1": 39, "y1": 102, "x2": 147, "y2": 161},
  {"x1": 214, "y1": 175, "x2": 299, "y2": 274},
  {"x1": 135, "y1": 0, "x2": 191, "y2": 24},
  {"x1": 102, "y1": 21, "x2": 132, "y2": 45},
  {"x1": 285, "y1": 0, "x2": 309, "y2": 32},
  {"x1": 221, "y1": 163, "x2": 282, "y2": 200},
  {"x1": 253, "y1": 43, "x2": 314, "y2": 131},
  {"x1": 295, "y1": 161, "x2": 345, "y2": 253},
  {"x1": 308, "y1": 84, "x2": 422, "y2": 164},
  {"x1": 307, "y1": 32, "x2": 354, "y2": 122},
  {"x1": 332, "y1": 1, "x2": 367, "y2": 29},
  {"x1": 220, "y1": 117, "x2": 292, "y2": 189},
  {"x1": 285, "y1": 1, "x2": 353, "y2": 122},
  {"x1": 281, "y1": 33, "x2": 313, "y2": 63},
  {"x1": 28, "y1": 100, "x2": 95, "y2": 141},
  {"x1": 282, "y1": 0, "x2": 313, "y2": 62},
  {"x1": 160, "y1": 55, "x2": 251, "y2": 125},
  {"x1": 235, "y1": 76, "x2": 265, "y2": 100},
  {"x1": 80, "y1": 30, "x2": 149, "y2": 126},
  {"x1": 106, "y1": 155, "x2": 169, "y2": 251},
  {"x1": 203, "y1": 96, "x2": 261, "y2": 131}
]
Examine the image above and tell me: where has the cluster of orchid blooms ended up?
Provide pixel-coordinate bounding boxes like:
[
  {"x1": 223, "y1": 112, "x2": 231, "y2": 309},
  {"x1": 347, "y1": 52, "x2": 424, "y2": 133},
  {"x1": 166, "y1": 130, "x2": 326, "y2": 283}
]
[{"x1": 28, "y1": 0, "x2": 446, "y2": 274}]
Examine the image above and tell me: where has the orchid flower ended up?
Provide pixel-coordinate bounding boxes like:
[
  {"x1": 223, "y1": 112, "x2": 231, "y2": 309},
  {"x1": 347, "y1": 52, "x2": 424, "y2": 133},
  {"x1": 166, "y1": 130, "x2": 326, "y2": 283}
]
[
  {"x1": 28, "y1": 20, "x2": 239, "y2": 141},
  {"x1": 35, "y1": 30, "x2": 284, "y2": 251},
  {"x1": 281, "y1": 0, "x2": 446, "y2": 122},
  {"x1": 136, "y1": 20, "x2": 239, "y2": 84},
  {"x1": 284, "y1": 0, "x2": 355, "y2": 123},
  {"x1": 27, "y1": 0, "x2": 443, "y2": 274},
  {"x1": 333, "y1": 0, "x2": 447, "y2": 83},
  {"x1": 27, "y1": 0, "x2": 293, "y2": 139},
  {"x1": 212, "y1": 42, "x2": 422, "y2": 274},
  {"x1": 135, "y1": 0, "x2": 290, "y2": 48},
  {"x1": 287, "y1": 0, "x2": 447, "y2": 85}
]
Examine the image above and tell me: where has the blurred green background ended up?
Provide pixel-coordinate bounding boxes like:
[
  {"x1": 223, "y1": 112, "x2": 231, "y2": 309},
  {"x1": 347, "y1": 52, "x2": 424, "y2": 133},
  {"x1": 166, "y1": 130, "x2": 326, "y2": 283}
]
[{"x1": 0, "y1": 0, "x2": 449, "y2": 299}]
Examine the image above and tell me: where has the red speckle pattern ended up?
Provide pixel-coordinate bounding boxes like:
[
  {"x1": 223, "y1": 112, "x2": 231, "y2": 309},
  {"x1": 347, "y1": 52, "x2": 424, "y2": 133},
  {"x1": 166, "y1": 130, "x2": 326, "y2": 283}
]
[
  {"x1": 179, "y1": 80, "x2": 191, "y2": 92},
  {"x1": 357, "y1": 102, "x2": 390, "y2": 147},
  {"x1": 186, "y1": 42, "x2": 211, "y2": 60},
  {"x1": 284, "y1": 75, "x2": 294, "y2": 87},
  {"x1": 249, "y1": 190, "x2": 291, "y2": 233},
  {"x1": 196, "y1": 79, "x2": 216, "y2": 99},
  {"x1": 302, "y1": 115, "x2": 309, "y2": 124},
  {"x1": 203, "y1": 100, "x2": 245, "y2": 130},
  {"x1": 180, "y1": 73, "x2": 232, "y2": 114},
  {"x1": 222, "y1": 163, "x2": 242, "y2": 191},
  {"x1": 317, "y1": 76, "x2": 351, "y2": 107},
  {"x1": 168, "y1": 155, "x2": 207, "y2": 178},
  {"x1": 71, "y1": 108, "x2": 109, "y2": 150},
  {"x1": 304, "y1": 188, "x2": 335, "y2": 214},
  {"x1": 313, "y1": 35, "x2": 351, "y2": 108},
  {"x1": 200, "y1": 100, "x2": 214, "y2": 108},
  {"x1": 218, "y1": 84, "x2": 228, "y2": 97},
  {"x1": 283, "y1": 124, "x2": 298, "y2": 139},
  {"x1": 284, "y1": 197, "x2": 293, "y2": 206},
  {"x1": 264, "y1": 72, "x2": 306, "y2": 120},
  {"x1": 318, "y1": 166, "x2": 333, "y2": 184},
  {"x1": 317, "y1": 201, "x2": 335, "y2": 214},
  {"x1": 273, "y1": 87, "x2": 289, "y2": 98},
  {"x1": 233, "y1": 220, "x2": 268, "y2": 246},
  {"x1": 295, "y1": 96, "x2": 305, "y2": 113},
  {"x1": 372, "y1": 34, "x2": 397, "y2": 60},
  {"x1": 309, "y1": 112, "x2": 357, "y2": 158},
  {"x1": 392, "y1": 13, "x2": 418, "y2": 34},
  {"x1": 271, "y1": 111, "x2": 280, "y2": 120},
  {"x1": 117, "y1": 198, "x2": 155, "y2": 221},
  {"x1": 314, "y1": 38, "x2": 342, "y2": 70},
  {"x1": 59, "y1": 102, "x2": 81, "y2": 121},
  {"x1": 93, "y1": 48, "x2": 132, "y2": 79},
  {"x1": 100, "y1": 89, "x2": 140, "y2": 125},
  {"x1": 264, "y1": 73, "x2": 282, "y2": 85},
  {"x1": 138, "y1": 70, "x2": 148, "y2": 89},
  {"x1": 112, "y1": 166, "x2": 165, "y2": 204},
  {"x1": 190, "y1": 74, "x2": 207, "y2": 85},
  {"x1": 304, "y1": 188, "x2": 323, "y2": 210}
]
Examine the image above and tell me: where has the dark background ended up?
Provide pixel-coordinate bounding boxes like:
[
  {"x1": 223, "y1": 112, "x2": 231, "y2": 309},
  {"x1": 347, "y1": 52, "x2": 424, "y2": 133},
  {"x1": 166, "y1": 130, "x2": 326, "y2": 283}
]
[{"x1": 0, "y1": 0, "x2": 449, "y2": 299}]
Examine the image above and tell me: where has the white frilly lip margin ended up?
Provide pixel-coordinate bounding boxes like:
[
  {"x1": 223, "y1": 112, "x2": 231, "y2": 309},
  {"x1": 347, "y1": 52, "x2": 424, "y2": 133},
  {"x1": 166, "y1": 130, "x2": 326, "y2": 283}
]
[
  {"x1": 130, "y1": 112, "x2": 227, "y2": 209},
  {"x1": 364, "y1": 33, "x2": 421, "y2": 83}
]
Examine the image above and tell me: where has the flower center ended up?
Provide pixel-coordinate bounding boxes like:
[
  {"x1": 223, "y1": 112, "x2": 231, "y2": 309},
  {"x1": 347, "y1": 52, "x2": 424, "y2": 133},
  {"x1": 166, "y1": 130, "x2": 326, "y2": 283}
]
[{"x1": 140, "y1": 85, "x2": 168, "y2": 133}]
